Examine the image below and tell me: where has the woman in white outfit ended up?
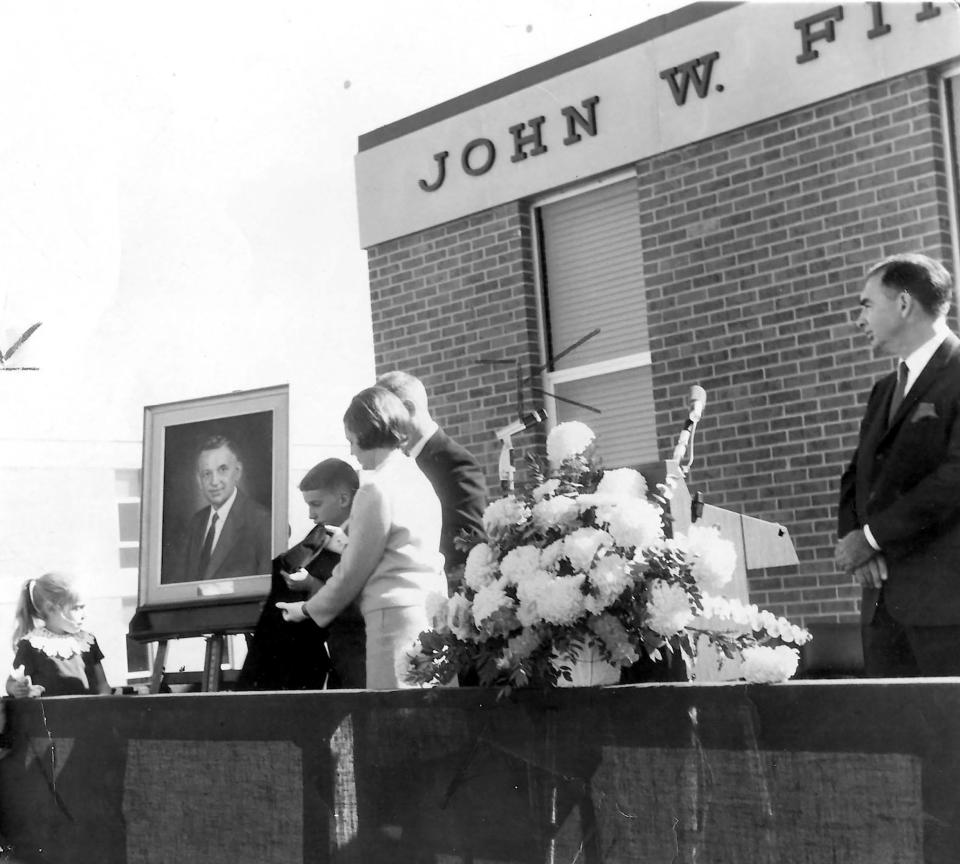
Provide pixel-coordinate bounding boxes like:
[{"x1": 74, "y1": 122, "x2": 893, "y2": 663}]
[{"x1": 279, "y1": 386, "x2": 446, "y2": 689}]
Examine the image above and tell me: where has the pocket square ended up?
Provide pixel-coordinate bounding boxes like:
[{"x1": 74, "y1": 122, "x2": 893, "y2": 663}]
[{"x1": 911, "y1": 402, "x2": 939, "y2": 422}]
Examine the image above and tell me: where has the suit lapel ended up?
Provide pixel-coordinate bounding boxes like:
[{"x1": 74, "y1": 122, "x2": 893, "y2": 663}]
[
  {"x1": 206, "y1": 495, "x2": 243, "y2": 578},
  {"x1": 860, "y1": 372, "x2": 897, "y2": 469},
  {"x1": 883, "y1": 334, "x2": 959, "y2": 438},
  {"x1": 416, "y1": 429, "x2": 443, "y2": 467}
]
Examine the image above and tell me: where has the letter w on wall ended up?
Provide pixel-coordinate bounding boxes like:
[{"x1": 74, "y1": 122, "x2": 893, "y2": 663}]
[{"x1": 659, "y1": 52, "x2": 720, "y2": 106}]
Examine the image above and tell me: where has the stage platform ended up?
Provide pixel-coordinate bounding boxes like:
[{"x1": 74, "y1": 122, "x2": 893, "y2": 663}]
[{"x1": 1, "y1": 680, "x2": 957, "y2": 863}]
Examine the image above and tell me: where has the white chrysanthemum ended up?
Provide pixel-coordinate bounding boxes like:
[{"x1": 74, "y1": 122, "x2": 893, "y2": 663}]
[
  {"x1": 575, "y1": 492, "x2": 603, "y2": 515},
  {"x1": 532, "y1": 495, "x2": 580, "y2": 531},
  {"x1": 464, "y1": 543, "x2": 499, "y2": 591},
  {"x1": 425, "y1": 591, "x2": 450, "y2": 632},
  {"x1": 482, "y1": 496, "x2": 530, "y2": 535},
  {"x1": 539, "y1": 539, "x2": 566, "y2": 571},
  {"x1": 645, "y1": 579, "x2": 694, "y2": 637},
  {"x1": 597, "y1": 468, "x2": 648, "y2": 499},
  {"x1": 446, "y1": 592, "x2": 476, "y2": 641},
  {"x1": 740, "y1": 645, "x2": 799, "y2": 683},
  {"x1": 603, "y1": 498, "x2": 664, "y2": 551},
  {"x1": 755, "y1": 609, "x2": 780, "y2": 637},
  {"x1": 532, "y1": 478, "x2": 561, "y2": 501},
  {"x1": 695, "y1": 594, "x2": 754, "y2": 632},
  {"x1": 748, "y1": 609, "x2": 812, "y2": 645},
  {"x1": 499, "y1": 545, "x2": 542, "y2": 584},
  {"x1": 564, "y1": 526, "x2": 611, "y2": 573},
  {"x1": 586, "y1": 554, "x2": 633, "y2": 613},
  {"x1": 516, "y1": 572, "x2": 586, "y2": 627},
  {"x1": 546, "y1": 421, "x2": 595, "y2": 467},
  {"x1": 783, "y1": 620, "x2": 812, "y2": 645},
  {"x1": 686, "y1": 524, "x2": 737, "y2": 593},
  {"x1": 472, "y1": 580, "x2": 514, "y2": 624}
]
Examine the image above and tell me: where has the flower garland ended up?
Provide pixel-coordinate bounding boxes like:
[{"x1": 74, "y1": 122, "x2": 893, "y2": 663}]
[{"x1": 405, "y1": 421, "x2": 811, "y2": 693}]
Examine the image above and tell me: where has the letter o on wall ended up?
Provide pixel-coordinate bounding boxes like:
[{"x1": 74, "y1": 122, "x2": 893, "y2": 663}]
[{"x1": 461, "y1": 138, "x2": 496, "y2": 176}]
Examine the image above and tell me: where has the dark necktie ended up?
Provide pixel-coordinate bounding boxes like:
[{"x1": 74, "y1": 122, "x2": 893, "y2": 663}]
[
  {"x1": 887, "y1": 361, "x2": 908, "y2": 426},
  {"x1": 197, "y1": 512, "x2": 218, "y2": 579}
]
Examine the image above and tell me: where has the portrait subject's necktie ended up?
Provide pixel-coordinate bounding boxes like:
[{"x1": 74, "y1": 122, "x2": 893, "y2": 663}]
[
  {"x1": 887, "y1": 361, "x2": 908, "y2": 426},
  {"x1": 197, "y1": 512, "x2": 218, "y2": 579}
]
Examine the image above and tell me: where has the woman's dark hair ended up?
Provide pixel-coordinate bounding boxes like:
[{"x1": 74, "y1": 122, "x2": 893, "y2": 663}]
[{"x1": 343, "y1": 386, "x2": 410, "y2": 451}]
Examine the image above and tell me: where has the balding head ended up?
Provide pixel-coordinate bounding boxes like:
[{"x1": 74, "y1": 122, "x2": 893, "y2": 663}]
[{"x1": 377, "y1": 370, "x2": 433, "y2": 442}]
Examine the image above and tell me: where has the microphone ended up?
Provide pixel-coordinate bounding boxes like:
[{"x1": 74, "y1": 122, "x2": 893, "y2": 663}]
[
  {"x1": 496, "y1": 409, "x2": 546, "y2": 442},
  {"x1": 688, "y1": 385, "x2": 707, "y2": 425},
  {"x1": 672, "y1": 385, "x2": 707, "y2": 468}
]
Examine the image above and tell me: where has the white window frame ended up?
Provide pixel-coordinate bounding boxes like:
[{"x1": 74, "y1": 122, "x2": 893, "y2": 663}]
[{"x1": 940, "y1": 62, "x2": 960, "y2": 299}]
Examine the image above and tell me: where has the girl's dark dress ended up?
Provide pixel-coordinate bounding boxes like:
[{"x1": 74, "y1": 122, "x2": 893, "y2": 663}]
[{"x1": 13, "y1": 628, "x2": 104, "y2": 696}]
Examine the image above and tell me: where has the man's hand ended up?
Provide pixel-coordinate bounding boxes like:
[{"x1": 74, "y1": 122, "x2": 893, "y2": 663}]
[
  {"x1": 276, "y1": 601, "x2": 308, "y2": 623},
  {"x1": 851, "y1": 554, "x2": 888, "y2": 588},
  {"x1": 280, "y1": 569, "x2": 316, "y2": 593},
  {"x1": 835, "y1": 528, "x2": 876, "y2": 573}
]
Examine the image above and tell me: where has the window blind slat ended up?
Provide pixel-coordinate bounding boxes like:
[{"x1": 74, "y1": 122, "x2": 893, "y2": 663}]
[
  {"x1": 540, "y1": 179, "x2": 647, "y2": 368},
  {"x1": 553, "y1": 367, "x2": 658, "y2": 468}
]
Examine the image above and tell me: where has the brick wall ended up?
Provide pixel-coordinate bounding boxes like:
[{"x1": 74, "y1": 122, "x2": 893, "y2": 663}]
[
  {"x1": 639, "y1": 70, "x2": 955, "y2": 623},
  {"x1": 366, "y1": 203, "x2": 544, "y2": 493},
  {"x1": 366, "y1": 70, "x2": 955, "y2": 626}
]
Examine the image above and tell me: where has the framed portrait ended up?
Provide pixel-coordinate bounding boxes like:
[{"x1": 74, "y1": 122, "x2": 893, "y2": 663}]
[{"x1": 138, "y1": 384, "x2": 289, "y2": 611}]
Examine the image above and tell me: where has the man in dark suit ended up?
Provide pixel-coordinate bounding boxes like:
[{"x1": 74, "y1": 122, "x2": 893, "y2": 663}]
[
  {"x1": 377, "y1": 371, "x2": 486, "y2": 582},
  {"x1": 836, "y1": 252, "x2": 960, "y2": 676},
  {"x1": 176, "y1": 434, "x2": 272, "y2": 582}
]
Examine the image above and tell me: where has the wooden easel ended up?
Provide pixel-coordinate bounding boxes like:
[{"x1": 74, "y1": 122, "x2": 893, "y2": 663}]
[
  {"x1": 130, "y1": 600, "x2": 263, "y2": 694},
  {"x1": 148, "y1": 633, "x2": 230, "y2": 693}
]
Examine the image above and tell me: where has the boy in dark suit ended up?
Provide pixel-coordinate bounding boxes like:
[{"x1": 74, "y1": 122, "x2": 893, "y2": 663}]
[
  {"x1": 237, "y1": 459, "x2": 365, "y2": 689},
  {"x1": 836, "y1": 252, "x2": 960, "y2": 676}
]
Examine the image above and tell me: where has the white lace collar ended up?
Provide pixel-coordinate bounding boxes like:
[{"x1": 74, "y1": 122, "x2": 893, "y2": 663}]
[{"x1": 24, "y1": 627, "x2": 95, "y2": 659}]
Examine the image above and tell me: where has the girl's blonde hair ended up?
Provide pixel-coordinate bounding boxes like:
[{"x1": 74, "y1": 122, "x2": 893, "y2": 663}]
[{"x1": 12, "y1": 572, "x2": 81, "y2": 649}]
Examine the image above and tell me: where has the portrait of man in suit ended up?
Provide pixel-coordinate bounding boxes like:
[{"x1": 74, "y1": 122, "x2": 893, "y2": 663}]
[
  {"x1": 162, "y1": 432, "x2": 272, "y2": 584},
  {"x1": 836, "y1": 252, "x2": 960, "y2": 677}
]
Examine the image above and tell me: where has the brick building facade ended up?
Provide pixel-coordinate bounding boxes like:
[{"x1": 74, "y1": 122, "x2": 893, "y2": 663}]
[{"x1": 356, "y1": 3, "x2": 960, "y2": 625}]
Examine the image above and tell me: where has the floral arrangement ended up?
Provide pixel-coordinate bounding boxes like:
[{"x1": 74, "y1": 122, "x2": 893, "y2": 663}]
[{"x1": 406, "y1": 421, "x2": 811, "y2": 692}]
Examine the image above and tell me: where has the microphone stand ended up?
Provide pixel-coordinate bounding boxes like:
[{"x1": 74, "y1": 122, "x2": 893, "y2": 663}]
[
  {"x1": 495, "y1": 410, "x2": 546, "y2": 494},
  {"x1": 657, "y1": 392, "x2": 706, "y2": 524},
  {"x1": 498, "y1": 434, "x2": 517, "y2": 494},
  {"x1": 671, "y1": 416, "x2": 699, "y2": 479}
]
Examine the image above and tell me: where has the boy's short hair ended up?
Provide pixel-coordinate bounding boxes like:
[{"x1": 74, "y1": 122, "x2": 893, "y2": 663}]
[{"x1": 298, "y1": 458, "x2": 359, "y2": 494}]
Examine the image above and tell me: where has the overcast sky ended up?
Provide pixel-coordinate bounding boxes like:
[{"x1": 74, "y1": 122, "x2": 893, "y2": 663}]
[{"x1": 0, "y1": 0, "x2": 681, "y2": 454}]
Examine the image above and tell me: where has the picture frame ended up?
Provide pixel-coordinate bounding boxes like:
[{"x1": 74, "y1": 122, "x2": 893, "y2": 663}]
[{"x1": 137, "y1": 384, "x2": 289, "y2": 611}]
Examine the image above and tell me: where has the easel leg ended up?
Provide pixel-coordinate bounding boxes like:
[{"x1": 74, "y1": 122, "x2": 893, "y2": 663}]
[
  {"x1": 203, "y1": 634, "x2": 225, "y2": 692},
  {"x1": 149, "y1": 641, "x2": 168, "y2": 694}
]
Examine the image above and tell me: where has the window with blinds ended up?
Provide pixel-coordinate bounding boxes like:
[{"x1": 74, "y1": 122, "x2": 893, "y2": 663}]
[
  {"x1": 536, "y1": 176, "x2": 658, "y2": 468},
  {"x1": 946, "y1": 69, "x2": 960, "y2": 289}
]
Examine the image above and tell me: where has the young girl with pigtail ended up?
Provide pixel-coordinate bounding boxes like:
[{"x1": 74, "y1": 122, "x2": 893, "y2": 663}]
[{"x1": 5, "y1": 573, "x2": 111, "y2": 698}]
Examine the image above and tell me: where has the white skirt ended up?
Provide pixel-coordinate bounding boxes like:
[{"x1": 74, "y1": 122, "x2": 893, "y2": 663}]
[{"x1": 363, "y1": 605, "x2": 431, "y2": 690}]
